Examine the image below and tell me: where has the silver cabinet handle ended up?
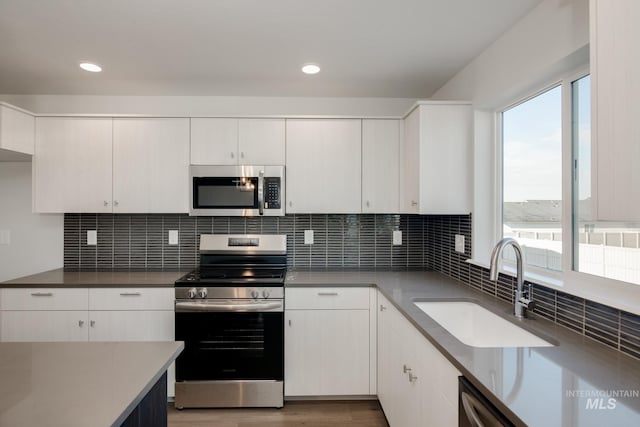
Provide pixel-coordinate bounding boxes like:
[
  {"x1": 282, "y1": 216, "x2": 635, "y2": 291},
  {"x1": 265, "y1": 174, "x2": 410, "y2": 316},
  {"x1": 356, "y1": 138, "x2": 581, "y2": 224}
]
[
  {"x1": 103, "y1": 201, "x2": 109, "y2": 207},
  {"x1": 114, "y1": 200, "x2": 119, "y2": 207},
  {"x1": 231, "y1": 152, "x2": 235, "y2": 158},
  {"x1": 366, "y1": 200, "x2": 370, "y2": 208},
  {"x1": 240, "y1": 151, "x2": 245, "y2": 158},
  {"x1": 30, "y1": 292, "x2": 53, "y2": 297},
  {"x1": 78, "y1": 320, "x2": 84, "y2": 327},
  {"x1": 380, "y1": 304, "x2": 387, "y2": 311},
  {"x1": 288, "y1": 319, "x2": 292, "y2": 327},
  {"x1": 411, "y1": 200, "x2": 418, "y2": 206},
  {"x1": 403, "y1": 364, "x2": 412, "y2": 374},
  {"x1": 119, "y1": 292, "x2": 141, "y2": 297},
  {"x1": 90, "y1": 320, "x2": 95, "y2": 327},
  {"x1": 289, "y1": 201, "x2": 292, "y2": 207},
  {"x1": 258, "y1": 170, "x2": 264, "y2": 216},
  {"x1": 409, "y1": 373, "x2": 418, "y2": 383},
  {"x1": 317, "y1": 292, "x2": 338, "y2": 296}
]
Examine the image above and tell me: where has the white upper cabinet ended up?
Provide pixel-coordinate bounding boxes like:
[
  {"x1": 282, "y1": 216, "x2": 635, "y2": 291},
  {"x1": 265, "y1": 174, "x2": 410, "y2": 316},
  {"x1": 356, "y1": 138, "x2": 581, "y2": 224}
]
[
  {"x1": 113, "y1": 118, "x2": 189, "y2": 213},
  {"x1": 34, "y1": 117, "x2": 113, "y2": 213},
  {"x1": 238, "y1": 119, "x2": 286, "y2": 164},
  {"x1": 191, "y1": 118, "x2": 285, "y2": 165},
  {"x1": 0, "y1": 104, "x2": 35, "y2": 160},
  {"x1": 591, "y1": 0, "x2": 640, "y2": 221},
  {"x1": 362, "y1": 120, "x2": 400, "y2": 213},
  {"x1": 286, "y1": 119, "x2": 362, "y2": 213},
  {"x1": 401, "y1": 103, "x2": 472, "y2": 215}
]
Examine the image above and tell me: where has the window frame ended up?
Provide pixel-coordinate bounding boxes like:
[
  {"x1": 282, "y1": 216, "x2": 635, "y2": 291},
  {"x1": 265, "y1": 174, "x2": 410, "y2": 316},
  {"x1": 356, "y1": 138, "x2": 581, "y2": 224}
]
[{"x1": 490, "y1": 66, "x2": 640, "y2": 315}]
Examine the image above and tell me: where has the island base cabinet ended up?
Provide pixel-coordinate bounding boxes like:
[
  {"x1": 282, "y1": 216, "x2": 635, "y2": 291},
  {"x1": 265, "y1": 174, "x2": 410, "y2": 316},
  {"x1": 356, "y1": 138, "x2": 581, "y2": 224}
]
[
  {"x1": 121, "y1": 372, "x2": 168, "y2": 427},
  {"x1": 285, "y1": 309, "x2": 370, "y2": 396},
  {"x1": 377, "y1": 291, "x2": 460, "y2": 427}
]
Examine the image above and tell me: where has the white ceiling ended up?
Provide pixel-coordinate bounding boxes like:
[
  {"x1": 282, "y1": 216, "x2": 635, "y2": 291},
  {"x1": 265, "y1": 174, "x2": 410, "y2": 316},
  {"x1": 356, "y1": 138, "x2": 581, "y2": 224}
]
[{"x1": 0, "y1": 0, "x2": 542, "y2": 98}]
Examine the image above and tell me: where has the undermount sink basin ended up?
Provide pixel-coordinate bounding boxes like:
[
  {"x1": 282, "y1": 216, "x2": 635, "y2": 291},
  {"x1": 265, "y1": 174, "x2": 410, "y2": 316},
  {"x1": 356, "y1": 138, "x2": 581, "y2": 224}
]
[{"x1": 414, "y1": 301, "x2": 554, "y2": 348}]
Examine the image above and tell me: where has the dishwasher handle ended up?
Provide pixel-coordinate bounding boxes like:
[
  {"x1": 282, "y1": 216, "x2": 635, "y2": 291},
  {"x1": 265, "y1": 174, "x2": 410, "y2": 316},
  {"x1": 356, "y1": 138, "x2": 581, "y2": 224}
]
[{"x1": 461, "y1": 391, "x2": 504, "y2": 427}]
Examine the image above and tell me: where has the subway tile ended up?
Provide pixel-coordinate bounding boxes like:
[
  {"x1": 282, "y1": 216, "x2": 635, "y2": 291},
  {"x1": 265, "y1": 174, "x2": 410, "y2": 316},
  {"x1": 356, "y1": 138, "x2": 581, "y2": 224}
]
[{"x1": 556, "y1": 292, "x2": 585, "y2": 334}]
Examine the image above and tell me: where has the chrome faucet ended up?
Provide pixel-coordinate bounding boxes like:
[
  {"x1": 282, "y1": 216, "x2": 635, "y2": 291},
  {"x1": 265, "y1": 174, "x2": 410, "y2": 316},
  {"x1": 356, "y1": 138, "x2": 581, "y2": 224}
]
[{"x1": 489, "y1": 237, "x2": 535, "y2": 318}]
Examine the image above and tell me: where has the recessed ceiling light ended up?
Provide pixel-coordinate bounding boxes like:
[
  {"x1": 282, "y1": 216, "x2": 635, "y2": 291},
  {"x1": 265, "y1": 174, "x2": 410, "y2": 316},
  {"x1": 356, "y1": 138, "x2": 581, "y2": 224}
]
[
  {"x1": 79, "y1": 62, "x2": 102, "y2": 73},
  {"x1": 301, "y1": 64, "x2": 320, "y2": 75}
]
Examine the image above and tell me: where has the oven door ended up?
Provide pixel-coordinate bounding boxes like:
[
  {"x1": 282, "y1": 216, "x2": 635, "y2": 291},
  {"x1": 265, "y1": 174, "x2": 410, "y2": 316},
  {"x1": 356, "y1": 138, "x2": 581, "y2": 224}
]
[{"x1": 175, "y1": 301, "x2": 284, "y2": 382}]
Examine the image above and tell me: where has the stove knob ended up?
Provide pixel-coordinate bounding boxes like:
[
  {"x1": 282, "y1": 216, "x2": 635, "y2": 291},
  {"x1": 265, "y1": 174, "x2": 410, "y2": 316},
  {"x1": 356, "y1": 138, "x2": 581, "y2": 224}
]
[
  {"x1": 262, "y1": 289, "x2": 271, "y2": 299},
  {"x1": 187, "y1": 288, "x2": 197, "y2": 299},
  {"x1": 251, "y1": 290, "x2": 260, "y2": 299},
  {"x1": 198, "y1": 288, "x2": 208, "y2": 299}
]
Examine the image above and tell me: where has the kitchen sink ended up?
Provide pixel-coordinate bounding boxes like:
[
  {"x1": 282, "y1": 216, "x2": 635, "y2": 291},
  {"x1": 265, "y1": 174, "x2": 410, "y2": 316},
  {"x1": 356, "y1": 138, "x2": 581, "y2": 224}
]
[{"x1": 413, "y1": 301, "x2": 554, "y2": 348}]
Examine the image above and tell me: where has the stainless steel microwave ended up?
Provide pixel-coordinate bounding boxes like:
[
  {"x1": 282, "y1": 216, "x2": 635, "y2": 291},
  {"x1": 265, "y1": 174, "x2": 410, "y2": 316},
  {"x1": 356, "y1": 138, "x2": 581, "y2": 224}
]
[{"x1": 189, "y1": 165, "x2": 285, "y2": 216}]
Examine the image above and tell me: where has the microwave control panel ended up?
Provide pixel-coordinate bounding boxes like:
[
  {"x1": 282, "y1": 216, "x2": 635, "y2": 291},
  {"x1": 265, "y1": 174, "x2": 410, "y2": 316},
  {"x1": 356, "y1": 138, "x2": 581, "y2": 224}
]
[{"x1": 264, "y1": 177, "x2": 281, "y2": 209}]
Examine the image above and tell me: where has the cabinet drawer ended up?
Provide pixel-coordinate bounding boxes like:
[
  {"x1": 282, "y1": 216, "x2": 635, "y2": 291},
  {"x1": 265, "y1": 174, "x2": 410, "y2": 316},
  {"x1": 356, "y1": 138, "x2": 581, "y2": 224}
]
[
  {"x1": 285, "y1": 287, "x2": 370, "y2": 310},
  {"x1": 0, "y1": 288, "x2": 88, "y2": 311},
  {"x1": 88, "y1": 288, "x2": 174, "y2": 310}
]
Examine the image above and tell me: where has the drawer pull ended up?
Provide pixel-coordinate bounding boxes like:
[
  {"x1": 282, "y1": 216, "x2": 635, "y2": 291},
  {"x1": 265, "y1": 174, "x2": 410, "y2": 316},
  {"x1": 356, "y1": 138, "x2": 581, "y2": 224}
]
[
  {"x1": 317, "y1": 292, "x2": 339, "y2": 296},
  {"x1": 119, "y1": 292, "x2": 142, "y2": 297},
  {"x1": 30, "y1": 292, "x2": 53, "y2": 297}
]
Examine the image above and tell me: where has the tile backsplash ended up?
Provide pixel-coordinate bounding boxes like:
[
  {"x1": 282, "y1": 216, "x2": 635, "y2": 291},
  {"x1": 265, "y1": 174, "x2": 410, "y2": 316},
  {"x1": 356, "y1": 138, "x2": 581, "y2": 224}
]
[
  {"x1": 64, "y1": 213, "x2": 430, "y2": 271},
  {"x1": 63, "y1": 212, "x2": 639, "y2": 360}
]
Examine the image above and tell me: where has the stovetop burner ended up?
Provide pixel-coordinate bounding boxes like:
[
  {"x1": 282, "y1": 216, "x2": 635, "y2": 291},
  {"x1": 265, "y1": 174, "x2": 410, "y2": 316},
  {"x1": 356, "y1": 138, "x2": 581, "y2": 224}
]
[{"x1": 175, "y1": 267, "x2": 287, "y2": 286}]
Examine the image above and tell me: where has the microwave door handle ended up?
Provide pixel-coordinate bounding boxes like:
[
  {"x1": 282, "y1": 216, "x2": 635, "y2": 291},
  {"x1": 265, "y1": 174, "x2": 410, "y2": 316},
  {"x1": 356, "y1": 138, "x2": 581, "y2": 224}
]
[{"x1": 258, "y1": 170, "x2": 264, "y2": 215}]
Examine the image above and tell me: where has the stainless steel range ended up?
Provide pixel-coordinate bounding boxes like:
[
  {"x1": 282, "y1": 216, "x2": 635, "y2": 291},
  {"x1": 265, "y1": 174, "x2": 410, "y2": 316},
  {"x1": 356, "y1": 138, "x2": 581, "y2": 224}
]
[{"x1": 174, "y1": 234, "x2": 286, "y2": 409}]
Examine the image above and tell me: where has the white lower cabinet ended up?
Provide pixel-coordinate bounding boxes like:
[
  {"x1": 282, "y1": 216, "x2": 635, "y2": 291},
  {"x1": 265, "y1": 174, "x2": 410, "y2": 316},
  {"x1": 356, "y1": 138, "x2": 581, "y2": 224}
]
[
  {"x1": 377, "y1": 291, "x2": 460, "y2": 427},
  {"x1": 284, "y1": 287, "x2": 376, "y2": 397},
  {"x1": 0, "y1": 310, "x2": 88, "y2": 342}
]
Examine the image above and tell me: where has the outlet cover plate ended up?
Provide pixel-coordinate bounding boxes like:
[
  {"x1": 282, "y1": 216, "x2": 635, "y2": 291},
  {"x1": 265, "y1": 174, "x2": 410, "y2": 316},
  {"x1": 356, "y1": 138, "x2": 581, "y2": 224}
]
[
  {"x1": 169, "y1": 230, "x2": 179, "y2": 245},
  {"x1": 455, "y1": 234, "x2": 465, "y2": 254},
  {"x1": 87, "y1": 230, "x2": 97, "y2": 246},
  {"x1": 304, "y1": 230, "x2": 314, "y2": 245},
  {"x1": 393, "y1": 230, "x2": 402, "y2": 246}
]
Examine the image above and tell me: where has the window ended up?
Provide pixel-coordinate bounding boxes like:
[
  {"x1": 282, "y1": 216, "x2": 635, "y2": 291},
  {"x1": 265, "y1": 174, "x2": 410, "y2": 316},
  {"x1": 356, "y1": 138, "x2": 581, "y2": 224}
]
[
  {"x1": 572, "y1": 75, "x2": 640, "y2": 285},
  {"x1": 501, "y1": 85, "x2": 563, "y2": 271}
]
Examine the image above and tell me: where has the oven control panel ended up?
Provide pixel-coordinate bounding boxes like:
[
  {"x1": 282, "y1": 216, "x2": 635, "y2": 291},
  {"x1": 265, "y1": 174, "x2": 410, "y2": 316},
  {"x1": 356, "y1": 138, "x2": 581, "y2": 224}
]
[
  {"x1": 263, "y1": 177, "x2": 281, "y2": 209},
  {"x1": 176, "y1": 287, "x2": 284, "y2": 300}
]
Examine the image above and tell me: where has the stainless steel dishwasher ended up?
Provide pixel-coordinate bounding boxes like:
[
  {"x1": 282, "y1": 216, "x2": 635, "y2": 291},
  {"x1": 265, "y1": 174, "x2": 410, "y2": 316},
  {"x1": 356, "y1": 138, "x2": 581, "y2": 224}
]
[{"x1": 459, "y1": 376, "x2": 515, "y2": 427}]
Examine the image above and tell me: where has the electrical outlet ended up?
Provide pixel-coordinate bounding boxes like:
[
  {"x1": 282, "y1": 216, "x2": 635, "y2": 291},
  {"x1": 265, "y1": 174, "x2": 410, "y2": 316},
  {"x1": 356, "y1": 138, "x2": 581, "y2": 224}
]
[
  {"x1": 455, "y1": 234, "x2": 465, "y2": 254},
  {"x1": 87, "y1": 230, "x2": 97, "y2": 246},
  {"x1": 393, "y1": 230, "x2": 402, "y2": 246},
  {"x1": 304, "y1": 230, "x2": 314, "y2": 245},
  {"x1": 169, "y1": 230, "x2": 179, "y2": 245}
]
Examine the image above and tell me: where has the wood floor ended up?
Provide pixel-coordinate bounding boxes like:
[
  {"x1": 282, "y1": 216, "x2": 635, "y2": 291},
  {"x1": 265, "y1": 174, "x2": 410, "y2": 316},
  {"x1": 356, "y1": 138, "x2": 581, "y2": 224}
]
[{"x1": 168, "y1": 400, "x2": 389, "y2": 427}]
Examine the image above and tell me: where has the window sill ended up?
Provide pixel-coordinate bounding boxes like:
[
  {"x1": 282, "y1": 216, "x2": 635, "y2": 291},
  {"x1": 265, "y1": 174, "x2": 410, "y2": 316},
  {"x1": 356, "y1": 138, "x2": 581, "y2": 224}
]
[{"x1": 465, "y1": 258, "x2": 640, "y2": 315}]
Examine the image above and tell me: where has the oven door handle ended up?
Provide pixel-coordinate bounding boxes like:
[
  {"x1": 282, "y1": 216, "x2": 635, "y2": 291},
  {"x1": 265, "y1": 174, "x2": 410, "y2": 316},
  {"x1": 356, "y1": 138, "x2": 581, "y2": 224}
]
[
  {"x1": 258, "y1": 169, "x2": 264, "y2": 216},
  {"x1": 175, "y1": 300, "x2": 283, "y2": 312}
]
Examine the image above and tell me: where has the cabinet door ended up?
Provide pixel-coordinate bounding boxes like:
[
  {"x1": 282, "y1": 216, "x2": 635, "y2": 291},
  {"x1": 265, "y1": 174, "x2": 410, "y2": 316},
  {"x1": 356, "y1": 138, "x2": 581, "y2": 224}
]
[
  {"x1": 0, "y1": 104, "x2": 34, "y2": 155},
  {"x1": 238, "y1": 119, "x2": 285, "y2": 165},
  {"x1": 113, "y1": 118, "x2": 189, "y2": 213},
  {"x1": 400, "y1": 109, "x2": 420, "y2": 213},
  {"x1": 285, "y1": 309, "x2": 370, "y2": 396},
  {"x1": 362, "y1": 120, "x2": 400, "y2": 213},
  {"x1": 418, "y1": 104, "x2": 472, "y2": 214},
  {"x1": 591, "y1": 0, "x2": 640, "y2": 221},
  {"x1": 88, "y1": 310, "x2": 174, "y2": 342},
  {"x1": 0, "y1": 311, "x2": 88, "y2": 342},
  {"x1": 377, "y1": 294, "x2": 403, "y2": 425},
  {"x1": 286, "y1": 119, "x2": 362, "y2": 213},
  {"x1": 34, "y1": 117, "x2": 113, "y2": 213},
  {"x1": 190, "y1": 118, "x2": 238, "y2": 165}
]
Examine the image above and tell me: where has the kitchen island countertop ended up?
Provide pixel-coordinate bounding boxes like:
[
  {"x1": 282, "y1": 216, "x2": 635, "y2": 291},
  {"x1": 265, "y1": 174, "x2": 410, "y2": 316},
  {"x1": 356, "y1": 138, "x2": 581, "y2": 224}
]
[{"x1": 0, "y1": 341, "x2": 183, "y2": 427}]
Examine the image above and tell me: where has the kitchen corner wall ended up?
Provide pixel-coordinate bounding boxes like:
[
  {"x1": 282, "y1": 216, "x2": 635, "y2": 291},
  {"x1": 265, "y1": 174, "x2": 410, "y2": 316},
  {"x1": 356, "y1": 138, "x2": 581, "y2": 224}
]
[{"x1": 429, "y1": 215, "x2": 640, "y2": 362}]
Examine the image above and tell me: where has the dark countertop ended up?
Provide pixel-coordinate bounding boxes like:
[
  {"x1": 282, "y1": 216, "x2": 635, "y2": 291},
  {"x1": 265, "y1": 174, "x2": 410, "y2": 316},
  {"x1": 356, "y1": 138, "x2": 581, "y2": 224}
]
[
  {"x1": 0, "y1": 268, "x2": 187, "y2": 288},
  {"x1": 285, "y1": 270, "x2": 640, "y2": 427},
  {"x1": 0, "y1": 341, "x2": 183, "y2": 427}
]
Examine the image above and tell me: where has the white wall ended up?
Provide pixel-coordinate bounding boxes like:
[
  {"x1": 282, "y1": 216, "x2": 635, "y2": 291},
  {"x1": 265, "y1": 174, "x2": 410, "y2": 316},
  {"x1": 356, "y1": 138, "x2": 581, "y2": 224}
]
[
  {"x1": 431, "y1": 0, "x2": 589, "y2": 265},
  {"x1": 0, "y1": 95, "x2": 416, "y2": 118},
  {"x1": 0, "y1": 162, "x2": 63, "y2": 282},
  {"x1": 432, "y1": 0, "x2": 589, "y2": 109}
]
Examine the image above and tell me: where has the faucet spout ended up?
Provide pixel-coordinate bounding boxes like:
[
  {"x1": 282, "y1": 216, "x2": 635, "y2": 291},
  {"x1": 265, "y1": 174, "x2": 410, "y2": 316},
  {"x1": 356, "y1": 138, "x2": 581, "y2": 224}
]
[{"x1": 489, "y1": 237, "x2": 531, "y2": 318}]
